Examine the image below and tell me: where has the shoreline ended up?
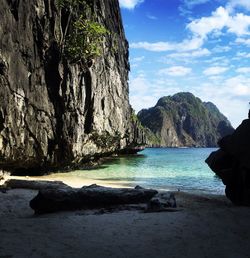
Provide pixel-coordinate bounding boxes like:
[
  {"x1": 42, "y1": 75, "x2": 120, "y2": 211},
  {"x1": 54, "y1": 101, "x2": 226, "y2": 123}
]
[{"x1": 1, "y1": 174, "x2": 225, "y2": 196}]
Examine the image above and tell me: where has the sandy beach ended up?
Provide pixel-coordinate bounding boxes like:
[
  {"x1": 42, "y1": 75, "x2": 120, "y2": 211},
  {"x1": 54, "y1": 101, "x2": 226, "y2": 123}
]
[{"x1": 1, "y1": 177, "x2": 250, "y2": 258}]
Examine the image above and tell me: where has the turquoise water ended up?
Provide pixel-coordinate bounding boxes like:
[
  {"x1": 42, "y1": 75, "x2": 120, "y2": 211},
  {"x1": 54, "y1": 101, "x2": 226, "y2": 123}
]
[{"x1": 50, "y1": 148, "x2": 225, "y2": 195}]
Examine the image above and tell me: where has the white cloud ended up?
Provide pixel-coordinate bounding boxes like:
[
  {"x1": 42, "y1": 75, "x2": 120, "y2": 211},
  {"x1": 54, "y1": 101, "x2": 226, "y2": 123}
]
[
  {"x1": 205, "y1": 56, "x2": 230, "y2": 66},
  {"x1": 236, "y1": 38, "x2": 250, "y2": 46},
  {"x1": 129, "y1": 74, "x2": 149, "y2": 94},
  {"x1": 129, "y1": 77, "x2": 182, "y2": 113},
  {"x1": 130, "y1": 56, "x2": 145, "y2": 62},
  {"x1": 207, "y1": 75, "x2": 224, "y2": 81},
  {"x1": 130, "y1": 56, "x2": 145, "y2": 68},
  {"x1": 237, "y1": 52, "x2": 250, "y2": 58},
  {"x1": 187, "y1": 6, "x2": 250, "y2": 38},
  {"x1": 179, "y1": 0, "x2": 211, "y2": 16},
  {"x1": 227, "y1": 0, "x2": 250, "y2": 12},
  {"x1": 159, "y1": 66, "x2": 192, "y2": 76},
  {"x1": 236, "y1": 67, "x2": 250, "y2": 74},
  {"x1": 131, "y1": 7, "x2": 250, "y2": 53},
  {"x1": 187, "y1": 7, "x2": 230, "y2": 38},
  {"x1": 227, "y1": 13, "x2": 250, "y2": 36},
  {"x1": 152, "y1": 86, "x2": 182, "y2": 98},
  {"x1": 212, "y1": 45, "x2": 231, "y2": 53},
  {"x1": 189, "y1": 6, "x2": 250, "y2": 38},
  {"x1": 130, "y1": 41, "x2": 174, "y2": 52},
  {"x1": 178, "y1": 6, "x2": 192, "y2": 17},
  {"x1": 180, "y1": 37, "x2": 204, "y2": 51},
  {"x1": 130, "y1": 37, "x2": 204, "y2": 52},
  {"x1": 118, "y1": 0, "x2": 144, "y2": 9},
  {"x1": 147, "y1": 14, "x2": 157, "y2": 20},
  {"x1": 130, "y1": 95, "x2": 158, "y2": 112},
  {"x1": 225, "y1": 76, "x2": 250, "y2": 96},
  {"x1": 203, "y1": 66, "x2": 229, "y2": 75},
  {"x1": 205, "y1": 56, "x2": 228, "y2": 63},
  {"x1": 167, "y1": 48, "x2": 211, "y2": 59},
  {"x1": 182, "y1": 0, "x2": 211, "y2": 9},
  {"x1": 193, "y1": 76, "x2": 250, "y2": 127}
]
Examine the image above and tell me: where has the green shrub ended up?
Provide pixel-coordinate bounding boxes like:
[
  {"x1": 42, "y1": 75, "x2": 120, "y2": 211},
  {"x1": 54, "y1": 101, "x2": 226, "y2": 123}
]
[
  {"x1": 90, "y1": 131, "x2": 121, "y2": 148},
  {"x1": 56, "y1": 0, "x2": 109, "y2": 65},
  {"x1": 56, "y1": 0, "x2": 87, "y2": 8},
  {"x1": 66, "y1": 16, "x2": 108, "y2": 63}
]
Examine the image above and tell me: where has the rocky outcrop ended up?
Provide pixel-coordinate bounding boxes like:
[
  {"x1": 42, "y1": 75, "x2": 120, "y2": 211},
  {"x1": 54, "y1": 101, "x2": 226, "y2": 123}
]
[
  {"x1": 0, "y1": 0, "x2": 142, "y2": 173},
  {"x1": 206, "y1": 119, "x2": 250, "y2": 205},
  {"x1": 138, "y1": 92, "x2": 234, "y2": 147}
]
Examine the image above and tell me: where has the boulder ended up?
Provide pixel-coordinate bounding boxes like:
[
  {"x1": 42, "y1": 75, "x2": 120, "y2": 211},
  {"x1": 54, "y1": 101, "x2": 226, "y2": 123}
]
[
  {"x1": 206, "y1": 119, "x2": 250, "y2": 205},
  {"x1": 146, "y1": 192, "x2": 177, "y2": 212}
]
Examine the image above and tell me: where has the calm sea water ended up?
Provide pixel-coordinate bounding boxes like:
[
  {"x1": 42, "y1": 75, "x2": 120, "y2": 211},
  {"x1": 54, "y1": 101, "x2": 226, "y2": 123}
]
[{"x1": 47, "y1": 148, "x2": 225, "y2": 195}]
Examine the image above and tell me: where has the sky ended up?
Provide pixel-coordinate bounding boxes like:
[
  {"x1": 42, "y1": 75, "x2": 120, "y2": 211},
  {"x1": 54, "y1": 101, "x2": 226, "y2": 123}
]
[{"x1": 118, "y1": 0, "x2": 250, "y2": 128}]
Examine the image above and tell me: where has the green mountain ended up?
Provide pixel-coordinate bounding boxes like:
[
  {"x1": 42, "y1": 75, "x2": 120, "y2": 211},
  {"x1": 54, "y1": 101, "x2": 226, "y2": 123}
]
[
  {"x1": 0, "y1": 0, "x2": 144, "y2": 174},
  {"x1": 138, "y1": 92, "x2": 234, "y2": 147}
]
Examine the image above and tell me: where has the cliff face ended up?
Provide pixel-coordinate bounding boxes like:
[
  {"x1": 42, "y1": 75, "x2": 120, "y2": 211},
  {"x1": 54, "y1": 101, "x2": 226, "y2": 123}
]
[
  {"x1": 138, "y1": 92, "x2": 234, "y2": 147},
  {"x1": 0, "y1": 0, "x2": 140, "y2": 173}
]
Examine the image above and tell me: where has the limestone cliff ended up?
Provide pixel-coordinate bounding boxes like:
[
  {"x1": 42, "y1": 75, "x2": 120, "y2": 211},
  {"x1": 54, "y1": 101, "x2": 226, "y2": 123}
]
[
  {"x1": 138, "y1": 92, "x2": 234, "y2": 147},
  {"x1": 0, "y1": 0, "x2": 142, "y2": 173}
]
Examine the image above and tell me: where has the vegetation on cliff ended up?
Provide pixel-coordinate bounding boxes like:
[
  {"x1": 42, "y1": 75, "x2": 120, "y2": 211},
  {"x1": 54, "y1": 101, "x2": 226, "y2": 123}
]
[
  {"x1": 138, "y1": 92, "x2": 234, "y2": 147},
  {"x1": 56, "y1": 0, "x2": 109, "y2": 66}
]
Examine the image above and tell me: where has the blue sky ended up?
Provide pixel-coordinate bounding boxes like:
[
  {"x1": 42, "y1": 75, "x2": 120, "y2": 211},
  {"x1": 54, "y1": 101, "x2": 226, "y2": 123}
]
[{"x1": 118, "y1": 0, "x2": 250, "y2": 127}]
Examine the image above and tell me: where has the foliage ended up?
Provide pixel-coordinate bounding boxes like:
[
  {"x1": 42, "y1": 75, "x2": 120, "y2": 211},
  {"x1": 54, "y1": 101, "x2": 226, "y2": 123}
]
[
  {"x1": 56, "y1": 0, "x2": 108, "y2": 65},
  {"x1": 66, "y1": 16, "x2": 108, "y2": 63},
  {"x1": 131, "y1": 110, "x2": 138, "y2": 124},
  {"x1": 90, "y1": 131, "x2": 121, "y2": 149},
  {"x1": 144, "y1": 128, "x2": 161, "y2": 146},
  {"x1": 56, "y1": 0, "x2": 87, "y2": 8},
  {"x1": 131, "y1": 110, "x2": 144, "y2": 130}
]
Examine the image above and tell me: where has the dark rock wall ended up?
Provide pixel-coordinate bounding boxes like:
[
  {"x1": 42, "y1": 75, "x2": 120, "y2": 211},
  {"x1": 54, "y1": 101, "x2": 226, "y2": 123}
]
[
  {"x1": 0, "y1": 0, "x2": 139, "y2": 172},
  {"x1": 138, "y1": 92, "x2": 234, "y2": 147},
  {"x1": 206, "y1": 119, "x2": 250, "y2": 205}
]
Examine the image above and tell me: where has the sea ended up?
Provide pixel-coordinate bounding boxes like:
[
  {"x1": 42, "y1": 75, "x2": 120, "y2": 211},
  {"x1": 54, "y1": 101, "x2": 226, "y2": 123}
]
[{"x1": 46, "y1": 148, "x2": 225, "y2": 195}]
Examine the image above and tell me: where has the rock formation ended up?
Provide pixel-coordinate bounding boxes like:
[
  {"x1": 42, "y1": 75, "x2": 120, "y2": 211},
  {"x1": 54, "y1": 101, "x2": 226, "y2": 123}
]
[
  {"x1": 138, "y1": 92, "x2": 234, "y2": 147},
  {"x1": 27, "y1": 183, "x2": 158, "y2": 214},
  {"x1": 0, "y1": 0, "x2": 143, "y2": 174},
  {"x1": 3, "y1": 180, "x2": 177, "y2": 213},
  {"x1": 206, "y1": 119, "x2": 250, "y2": 206}
]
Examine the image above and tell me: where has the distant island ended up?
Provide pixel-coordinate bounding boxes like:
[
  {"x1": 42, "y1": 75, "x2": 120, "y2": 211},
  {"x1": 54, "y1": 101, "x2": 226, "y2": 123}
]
[{"x1": 138, "y1": 92, "x2": 234, "y2": 147}]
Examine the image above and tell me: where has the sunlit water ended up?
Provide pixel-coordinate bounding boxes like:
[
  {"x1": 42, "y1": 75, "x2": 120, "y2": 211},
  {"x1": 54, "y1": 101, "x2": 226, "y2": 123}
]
[{"x1": 44, "y1": 148, "x2": 225, "y2": 195}]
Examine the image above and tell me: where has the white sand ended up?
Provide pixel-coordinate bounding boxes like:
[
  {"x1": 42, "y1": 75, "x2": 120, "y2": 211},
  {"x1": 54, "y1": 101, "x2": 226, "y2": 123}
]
[
  {"x1": 1, "y1": 181, "x2": 250, "y2": 258},
  {"x1": 1, "y1": 174, "x2": 135, "y2": 189}
]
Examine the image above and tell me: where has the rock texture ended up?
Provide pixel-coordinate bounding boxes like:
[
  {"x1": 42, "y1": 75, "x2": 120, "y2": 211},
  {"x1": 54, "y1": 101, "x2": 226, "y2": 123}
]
[
  {"x1": 206, "y1": 119, "x2": 250, "y2": 205},
  {"x1": 146, "y1": 192, "x2": 177, "y2": 212},
  {"x1": 29, "y1": 184, "x2": 158, "y2": 214},
  {"x1": 138, "y1": 92, "x2": 234, "y2": 147},
  {"x1": 0, "y1": 0, "x2": 143, "y2": 173}
]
